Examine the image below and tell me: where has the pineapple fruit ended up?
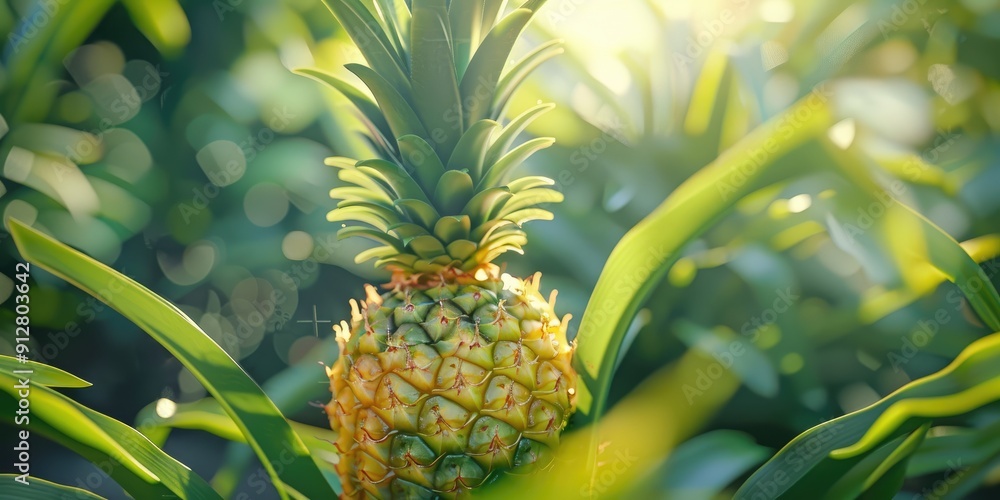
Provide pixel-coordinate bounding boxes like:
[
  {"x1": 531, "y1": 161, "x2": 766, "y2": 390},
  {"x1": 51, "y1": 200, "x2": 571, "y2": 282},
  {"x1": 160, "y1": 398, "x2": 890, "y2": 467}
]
[{"x1": 307, "y1": 0, "x2": 576, "y2": 497}]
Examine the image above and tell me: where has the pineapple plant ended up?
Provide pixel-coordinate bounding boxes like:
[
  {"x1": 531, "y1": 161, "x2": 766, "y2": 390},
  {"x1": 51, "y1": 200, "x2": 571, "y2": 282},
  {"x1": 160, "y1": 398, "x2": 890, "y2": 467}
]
[{"x1": 304, "y1": 0, "x2": 577, "y2": 497}]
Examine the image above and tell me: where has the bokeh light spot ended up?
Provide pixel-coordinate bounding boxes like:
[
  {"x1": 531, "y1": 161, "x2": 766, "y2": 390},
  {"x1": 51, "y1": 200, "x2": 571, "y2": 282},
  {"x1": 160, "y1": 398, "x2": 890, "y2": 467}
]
[
  {"x1": 155, "y1": 398, "x2": 177, "y2": 419},
  {"x1": 196, "y1": 140, "x2": 246, "y2": 187},
  {"x1": 779, "y1": 353, "x2": 804, "y2": 374},
  {"x1": 787, "y1": 194, "x2": 813, "y2": 214},
  {"x1": 282, "y1": 231, "x2": 314, "y2": 261},
  {"x1": 245, "y1": 182, "x2": 289, "y2": 227}
]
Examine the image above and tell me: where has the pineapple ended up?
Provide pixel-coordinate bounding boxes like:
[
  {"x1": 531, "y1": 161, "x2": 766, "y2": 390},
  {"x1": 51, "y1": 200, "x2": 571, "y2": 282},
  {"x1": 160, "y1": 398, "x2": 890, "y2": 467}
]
[{"x1": 306, "y1": 0, "x2": 576, "y2": 497}]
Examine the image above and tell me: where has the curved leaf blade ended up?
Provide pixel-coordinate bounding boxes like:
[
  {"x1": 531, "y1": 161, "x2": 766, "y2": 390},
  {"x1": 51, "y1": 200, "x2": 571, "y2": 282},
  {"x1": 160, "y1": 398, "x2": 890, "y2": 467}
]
[
  {"x1": 0, "y1": 474, "x2": 106, "y2": 499},
  {"x1": 0, "y1": 354, "x2": 91, "y2": 388},
  {"x1": 459, "y1": 9, "x2": 534, "y2": 124},
  {"x1": 411, "y1": 0, "x2": 463, "y2": 156},
  {"x1": 735, "y1": 331, "x2": 1000, "y2": 499},
  {"x1": 0, "y1": 375, "x2": 219, "y2": 499},
  {"x1": 7, "y1": 219, "x2": 336, "y2": 500}
]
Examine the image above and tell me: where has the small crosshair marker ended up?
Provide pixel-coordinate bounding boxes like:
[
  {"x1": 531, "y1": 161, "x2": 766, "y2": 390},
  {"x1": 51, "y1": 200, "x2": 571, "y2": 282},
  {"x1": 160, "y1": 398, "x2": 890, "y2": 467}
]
[{"x1": 298, "y1": 305, "x2": 332, "y2": 337}]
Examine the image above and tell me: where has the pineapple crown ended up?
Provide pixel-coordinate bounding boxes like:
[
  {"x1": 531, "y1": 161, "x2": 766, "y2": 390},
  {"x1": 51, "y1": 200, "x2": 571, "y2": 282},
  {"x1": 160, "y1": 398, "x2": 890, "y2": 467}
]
[{"x1": 301, "y1": 0, "x2": 563, "y2": 276}]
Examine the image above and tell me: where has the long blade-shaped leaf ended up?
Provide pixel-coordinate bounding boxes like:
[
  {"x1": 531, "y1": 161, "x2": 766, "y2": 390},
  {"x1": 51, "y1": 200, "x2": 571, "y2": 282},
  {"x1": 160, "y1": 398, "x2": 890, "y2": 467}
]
[
  {"x1": 7, "y1": 219, "x2": 336, "y2": 499},
  {"x1": 735, "y1": 331, "x2": 1000, "y2": 498},
  {"x1": 120, "y1": 0, "x2": 191, "y2": 57},
  {"x1": 0, "y1": 354, "x2": 91, "y2": 388},
  {"x1": 292, "y1": 67, "x2": 395, "y2": 151},
  {"x1": 571, "y1": 95, "x2": 835, "y2": 486},
  {"x1": 322, "y1": 0, "x2": 411, "y2": 98},
  {"x1": 491, "y1": 39, "x2": 563, "y2": 120},
  {"x1": 0, "y1": 374, "x2": 219, "y2": 499},
  {"x1": 348, "y1": 63, "x2": 429, "y2": 143},
  {"x1": 411, "y1": 0, "x2": 463, "y2": 156},
  {"x1": 0, "y1": 474, "x2": 105, "y2": 499},
  {"x1": 459, "y1": 9, "x2": 533, "y2": 124}
]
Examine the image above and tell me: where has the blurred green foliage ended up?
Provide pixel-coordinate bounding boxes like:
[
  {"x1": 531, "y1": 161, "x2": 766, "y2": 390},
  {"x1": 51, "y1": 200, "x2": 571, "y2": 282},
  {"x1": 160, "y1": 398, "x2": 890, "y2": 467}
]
[{"x1": 2, "y1": 0, "x2": 1000, "y2": 498}]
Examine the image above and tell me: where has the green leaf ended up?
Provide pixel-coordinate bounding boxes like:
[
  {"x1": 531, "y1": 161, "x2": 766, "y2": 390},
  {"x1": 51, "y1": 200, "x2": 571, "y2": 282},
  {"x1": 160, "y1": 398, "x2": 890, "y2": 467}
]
[
  {"x1": 518, "y1": 0, "x2": 549, "y2": 12},
  {"x1": 374, "y1": 0, "x2": 411, "y2": 66},
  {"x1": 859, "y1": 234, "x2": 1000, "y2": 324},
  {"x1": 674, "y1": 321, "x2": 778, "y2": 398},
  {"x1": 5, "y1": 0, "x2": 117, "y2": 121},
  {"x1": 433, "y1": 169, "x2": 475, "y2": 215},
  {"x1": 397, "y1": 134, "x2": 447, "y2": 192},
  {"x1": 338, "y1": 166, "x2": 397, "y2": 198},
  {"x1": 133, "y1": 398, "x2": 342, "y2": 496},
  {"x1": 660, "y1": 430, "x2": 771, "y2": 499},
  {"x1": 504, "y1": 208, "x2": 553, "y2": 225},
  {"x1": 406, "y1": 234, "x2": 449, "y2": 259},
  {"x1": 293, "y1": 68, "x2": 394, "y2": 149},
  {"x1": 0, "y1": 376, "x2": 219, "y2": 499},
  {"x1": 571, "y1": 95, "x2": 835, "y2": 484},
  {"x1": 495, "y1": 187, "x2": 562, "y2": 217},
  {"x1": 480, "y1": 0, "x2": 507, "y2": 36},
  {"x1": 492, "y1": 40, "x2": 563, "y2": 120},
  {"x1": 448, "y1": 240, "x2": 479, "y2": 262},
  {"x1": 7, "y1": 219, "x2": 337, "y2": 500},
  {"x1": 462, "y1": 187, "x2": 512, "y2": 227},
  {"x1": 0, "y1": 354, "x2": 91, "y2": 388},
  {"x1": 6, "y1": 123, "x2": 104, "y2": 164},
  {"x1": 485, "y1": 103, "x2": 554, "y2": 167},
  {"x1": 0, "y1": 474, "x2": 106, "y2": 499},
  {"x1": 447, "y1": 119, "x2": 500, "y2": 181},
  {"x1": 394, "y1": 198, "x2": 442, "y2": 228},
  {"x1": 330, "y1": 185, "x2": 395, "y2": 207},
  {"x1": 890, "y1": 203, "x2": 1000, "y2": 331},
  {"x1": 448, "y1": 0, "x2": 483, "y2": 78},
  {"x1": 735, "y1": 332, "x2": 1000, "y2": 499},
  {"x1": 908, "y1": 420, "x2": 1000, "y2": 477},
  {"x1": 327, "y1": 205, "x2": 394, "y2": 232},
  {"x1": 826, "y1": 423, "x2": 929, "y2": 499},
  {"x1": 338, "y1": 225, "x2": 404, "y2": 249},
  {"x1": 139, "y1": 398, "x2": 341, "y2": 458},
  {"x1": 478, "y1": 137, "x2": 554, "y2": 190},
  {"x1": 347, "y1": 64, "x2": 428, "y2": 142},
  {"x1": 120, "y1": 0, "x2": 191, "y2": 57},
  {"x1": 410, "y1": 0, "x2": 463, "y2": 156},
  {"x1": 506, "y1": 175, "x2": 556, "y2": 193},
  {"x1": 433, "y1": 215, "x2": 472, "y2": 242},
  {"x1": 357, "y1": 159, "x2": 431, "y2": 202},
  {"x1": 322, "y1": 0, "x2": 410, "y2": 97},
  {"x1": 459, "y1": 9, "x2": 534, "y2": 125},
  {"x1": 390, "y1": 222, "x2": 432, "y2": 240}
]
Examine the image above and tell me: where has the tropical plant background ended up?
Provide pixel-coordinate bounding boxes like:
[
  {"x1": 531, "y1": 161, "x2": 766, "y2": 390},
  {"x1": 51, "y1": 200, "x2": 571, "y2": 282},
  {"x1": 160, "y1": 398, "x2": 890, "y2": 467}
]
[{"x1": 2, "y1": 0, "x2": 1000, "y2": 498}]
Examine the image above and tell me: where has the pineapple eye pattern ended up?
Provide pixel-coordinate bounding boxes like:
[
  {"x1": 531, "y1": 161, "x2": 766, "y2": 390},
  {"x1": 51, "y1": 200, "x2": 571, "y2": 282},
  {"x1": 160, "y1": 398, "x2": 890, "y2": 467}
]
[{"x1": 327, "y1": 275, "x2": 575, "y2": 498}]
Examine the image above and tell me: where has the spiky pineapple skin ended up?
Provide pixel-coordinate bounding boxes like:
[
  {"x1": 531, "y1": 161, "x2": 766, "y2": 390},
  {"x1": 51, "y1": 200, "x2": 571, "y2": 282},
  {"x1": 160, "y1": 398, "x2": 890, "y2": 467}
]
[{"x1": 326, "y1": 274, "x2": 576, "y2": 499}]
